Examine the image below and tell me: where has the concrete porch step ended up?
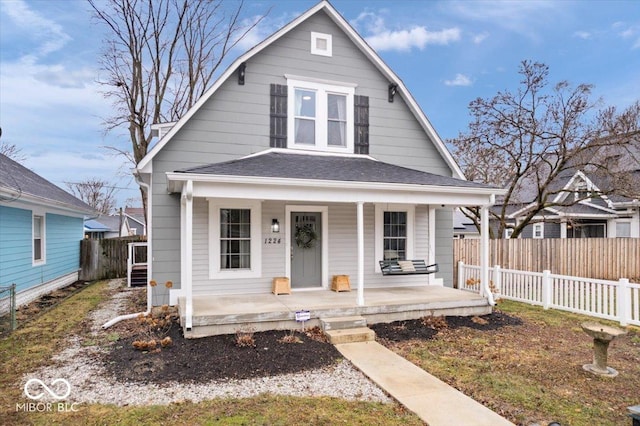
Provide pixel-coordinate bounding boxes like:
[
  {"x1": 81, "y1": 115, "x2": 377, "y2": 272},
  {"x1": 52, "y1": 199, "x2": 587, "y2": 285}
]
[
  {"x1": 320, "y1": 315, "x2": 367, "y2": 331},
  {"x1": 325, "y1": 327, "x2": 375, "y2": 344}
]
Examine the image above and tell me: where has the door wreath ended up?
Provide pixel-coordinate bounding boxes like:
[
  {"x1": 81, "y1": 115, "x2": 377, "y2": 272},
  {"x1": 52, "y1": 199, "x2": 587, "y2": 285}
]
[{"x1": 295, "y1": 223, "x2": 318, "y2": 249}]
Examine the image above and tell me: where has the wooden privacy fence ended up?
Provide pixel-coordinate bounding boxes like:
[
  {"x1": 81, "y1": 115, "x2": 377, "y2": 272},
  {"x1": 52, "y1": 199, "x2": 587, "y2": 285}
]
[
  {"x1": 454, "y1": 238, "x2": 640, "y2": 284},
  {"x1": 80, "y1": 236, "x2": 147, "y2": 281}
]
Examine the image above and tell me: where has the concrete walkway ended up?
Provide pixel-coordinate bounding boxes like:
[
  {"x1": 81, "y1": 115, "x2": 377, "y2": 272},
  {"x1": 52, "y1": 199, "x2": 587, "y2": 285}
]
[{"x1": 335, "y1": 341, "x2": 514, "y2": 426}]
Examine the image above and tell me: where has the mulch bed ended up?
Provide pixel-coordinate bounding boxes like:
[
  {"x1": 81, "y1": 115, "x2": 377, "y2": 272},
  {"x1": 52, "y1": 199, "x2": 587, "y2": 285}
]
[
  {"x1": 104, "y1": 323, "x2": 343, "y2": 384},
  {"x1": 103, "y1": 311, "x2": 523, "y2": 384}
]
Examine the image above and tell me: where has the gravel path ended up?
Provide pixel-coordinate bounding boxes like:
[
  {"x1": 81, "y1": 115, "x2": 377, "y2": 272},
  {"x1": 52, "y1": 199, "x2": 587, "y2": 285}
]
[{"x1": 23, "y1": 280, "x2": 391, "y2": 406}]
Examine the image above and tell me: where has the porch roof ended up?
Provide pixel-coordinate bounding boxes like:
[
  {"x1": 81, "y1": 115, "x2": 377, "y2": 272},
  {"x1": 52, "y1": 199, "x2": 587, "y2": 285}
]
[
  {"x1": 175, "y1": 150, "x2": 494, "y2": 190},
  {"x1": 166, "y1": 150, "x2": 505, "y2": 206}
]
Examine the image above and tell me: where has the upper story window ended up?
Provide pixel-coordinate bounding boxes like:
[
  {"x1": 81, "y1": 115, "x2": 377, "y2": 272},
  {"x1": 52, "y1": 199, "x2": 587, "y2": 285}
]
[{"x1": 287, "y1": 76, "x2": 355, "y2": 153}]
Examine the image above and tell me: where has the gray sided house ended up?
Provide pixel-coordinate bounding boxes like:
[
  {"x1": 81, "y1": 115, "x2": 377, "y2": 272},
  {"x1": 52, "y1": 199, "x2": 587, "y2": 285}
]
[
  {"x1": 0, "y1": 153, "x2": 95, "y2": 307},
  {"x1": 494, "y1": 146, "x2": 640, "y2": 239},
  {"x1": 136, "y1": 1, "x2": 503, "y2": 334}
]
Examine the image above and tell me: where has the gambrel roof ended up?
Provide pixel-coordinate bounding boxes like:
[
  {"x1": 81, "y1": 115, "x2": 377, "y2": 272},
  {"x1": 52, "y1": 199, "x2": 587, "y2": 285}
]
[{"x1": 137, "y1": 0, "x2": 464, "y2": 180}]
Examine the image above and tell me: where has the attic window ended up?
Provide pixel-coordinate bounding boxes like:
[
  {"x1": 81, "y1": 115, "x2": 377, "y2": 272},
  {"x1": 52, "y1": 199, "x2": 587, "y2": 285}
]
[{"x1": 311, "y1": 32, "x2": 332, "y2": 57}]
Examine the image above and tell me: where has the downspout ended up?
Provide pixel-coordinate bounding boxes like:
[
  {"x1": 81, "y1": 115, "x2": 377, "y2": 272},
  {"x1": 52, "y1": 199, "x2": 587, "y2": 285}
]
[{"x1": 102, "y1": 171, "x2": 152, "y2": 328}]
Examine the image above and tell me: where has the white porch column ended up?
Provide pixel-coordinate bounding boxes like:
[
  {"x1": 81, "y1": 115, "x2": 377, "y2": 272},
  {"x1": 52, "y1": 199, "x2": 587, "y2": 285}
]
[
  {"x1": 480, "y1": 206, "x2": 495, "y2": 305},
  {"x1": 428, "y1": 206, "x2": 437, "y2": 285},
  {"x1": 183, "y1": 180, "x2": 194, "y2": 329},
  {"x1": 357, "y1": 201, "x2": 365, "y2": 306}
]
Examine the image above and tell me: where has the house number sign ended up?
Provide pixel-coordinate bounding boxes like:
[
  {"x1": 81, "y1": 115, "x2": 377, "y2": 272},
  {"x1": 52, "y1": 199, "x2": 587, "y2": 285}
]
[{"x1": 263, "y1": 233, "x2": 282, "y2": 245}]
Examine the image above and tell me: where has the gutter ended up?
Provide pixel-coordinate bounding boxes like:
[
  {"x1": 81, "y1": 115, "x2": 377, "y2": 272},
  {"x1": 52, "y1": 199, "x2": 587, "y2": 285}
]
[{"x1": 102, "y1": 171, "x2": 152, "y2": 329}]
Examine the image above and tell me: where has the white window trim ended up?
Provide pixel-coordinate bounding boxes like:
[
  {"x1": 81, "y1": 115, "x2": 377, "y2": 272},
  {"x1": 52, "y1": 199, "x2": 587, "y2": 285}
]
[
  {"x1": 208, "y1": 199, "x2": 261, "y2": 279},
  {"x1": 286, "y1": 77, "x2": 355, "y2": 153},
  {"x1": 374, "y1": 204, "x2": 415, "y2": 273},
  {"x1": 532, "y1": 222, "x2": 544, "y2": 239},
  {"x1": 32, "y1": 212, "x2": 46, "y2": 266},
  {"x1": 613, "y1": 219, "x2": 632, "y2": 238},
  {"x1": 310, "y1": 32, "x2": 332, "y2": 57},
  {"x1": 504, "y1": 228, "x2": 514, "y2": 239}
]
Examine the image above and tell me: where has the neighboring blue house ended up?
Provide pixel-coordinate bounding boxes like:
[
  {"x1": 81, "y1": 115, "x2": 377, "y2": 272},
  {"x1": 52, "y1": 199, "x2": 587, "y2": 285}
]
[{"x1": 0, "y1": 153, "x2": 95, "y2": 307}]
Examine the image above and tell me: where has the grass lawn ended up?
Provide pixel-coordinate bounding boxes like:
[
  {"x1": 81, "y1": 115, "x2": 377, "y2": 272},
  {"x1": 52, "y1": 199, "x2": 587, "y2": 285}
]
[
  {"x1": 0, "y1": 280, "x2": 421, "y2": 426},
  {"x1": 381, "y1": 300, "x2": 640, "y2": 426}
]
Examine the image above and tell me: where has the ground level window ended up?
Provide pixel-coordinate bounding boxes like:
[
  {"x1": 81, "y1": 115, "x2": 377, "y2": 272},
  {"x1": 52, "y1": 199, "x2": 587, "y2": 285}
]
[
  {"x1": 220, "y1": 208, "x2": 251, "y2": 269},
  {"x1": 33, "y1": 215, "x2": 44, "y2": 262},
  {"x1": 383, "y1": 211, "x2": 407, "y2": 260}
]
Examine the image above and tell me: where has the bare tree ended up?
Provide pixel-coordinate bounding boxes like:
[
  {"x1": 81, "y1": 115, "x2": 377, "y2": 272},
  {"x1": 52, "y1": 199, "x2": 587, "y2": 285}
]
[
  {"x1": 0, "y1": 128, "x2": 27, "y2": 163},
  {"x1": 89, "y1": 0, "x2": 266, "y2": 218},
  {"x1": 65, "y1": 178, "x2": 117, "y2": 215},
  {"x1": 450, "y1": 61, "x2": 640, "y2": 238}
]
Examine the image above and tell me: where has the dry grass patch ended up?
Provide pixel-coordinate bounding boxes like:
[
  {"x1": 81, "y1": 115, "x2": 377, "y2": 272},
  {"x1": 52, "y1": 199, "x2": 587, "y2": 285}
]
[{"x1": 380, "y1": 300, "x2": 640, "y2": 426}]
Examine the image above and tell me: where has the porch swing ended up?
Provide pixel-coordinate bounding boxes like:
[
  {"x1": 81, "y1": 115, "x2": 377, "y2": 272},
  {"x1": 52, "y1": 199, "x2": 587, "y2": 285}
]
[{"x1": 379, "y1": 259, "x2": 439, "y2": 276}]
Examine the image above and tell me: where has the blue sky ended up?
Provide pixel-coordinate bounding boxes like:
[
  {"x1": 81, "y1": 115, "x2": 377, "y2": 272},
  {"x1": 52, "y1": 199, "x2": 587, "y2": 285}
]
[{"x1": 1, "y1": 0, "x2": 639, "y2": 209}]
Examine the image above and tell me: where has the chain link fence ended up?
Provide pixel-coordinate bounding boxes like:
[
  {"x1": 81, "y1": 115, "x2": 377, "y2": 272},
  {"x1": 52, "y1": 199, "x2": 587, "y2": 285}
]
[{"x1": 0, "y1": 284, "x2": 17, "y2": 334}]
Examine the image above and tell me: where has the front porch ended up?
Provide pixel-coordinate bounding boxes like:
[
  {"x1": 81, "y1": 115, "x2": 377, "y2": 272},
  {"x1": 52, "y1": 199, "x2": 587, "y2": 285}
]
[{"x1": 178, "y1": 285, "x2": 491, "y2": 338}]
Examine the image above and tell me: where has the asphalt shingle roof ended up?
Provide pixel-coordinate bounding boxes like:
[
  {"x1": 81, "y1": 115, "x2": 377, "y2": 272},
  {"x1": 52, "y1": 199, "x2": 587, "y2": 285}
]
[
  {"x1": 178, "y1": 152, "x2": 496, "y2": 190},
  {"x1": 0, "y1": 153, "x2": 95, "y2": 213}
]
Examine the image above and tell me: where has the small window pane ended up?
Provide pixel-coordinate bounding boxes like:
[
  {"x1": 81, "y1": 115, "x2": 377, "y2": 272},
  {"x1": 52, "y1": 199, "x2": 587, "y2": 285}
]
[
  {"x1": 295, "y1": 119, "x2": 315, "y2": 145},
  {"x1": 295, "y1": 90, "x2": 316, "y2": 117},
  {"x1": 328, "y1": 94, "x2": 346, "y2": 146},
  {"x1": 328, "y1": 121, "x2": 346, "y2": 146}
]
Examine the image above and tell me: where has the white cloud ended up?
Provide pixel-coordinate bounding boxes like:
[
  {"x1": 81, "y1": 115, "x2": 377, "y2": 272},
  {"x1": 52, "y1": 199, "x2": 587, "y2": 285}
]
[
  {"x1": 366, "y1": 27, "x2": 461, "y2": 52},
  {"x1": 473, "y1": 32, "x2": 489, "y2": 44},
  {"x1": 444, "y1": 73, "x2": 473, "y2": 87},
  {"x1": 349, "y1": 8, "x2": 460, "y2": 52},
  {"x1": 1, "y1": 0, "x2": 71, "y2": 58},
  {"x1": 613, "y1": 22, "x2": 640, "y2": 49},
  {"x1": 445, "y1": 0, "x2": 563, "y2": 42},
  {"x1": 573, "y1": 31, "x2": 591, "y2": 40}
]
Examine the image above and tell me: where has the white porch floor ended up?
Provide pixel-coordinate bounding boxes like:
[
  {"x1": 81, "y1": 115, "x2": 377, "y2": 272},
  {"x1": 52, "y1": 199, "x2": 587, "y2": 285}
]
[{"x1": 178, "y1": 286, "x2": 491, "y2": 338}]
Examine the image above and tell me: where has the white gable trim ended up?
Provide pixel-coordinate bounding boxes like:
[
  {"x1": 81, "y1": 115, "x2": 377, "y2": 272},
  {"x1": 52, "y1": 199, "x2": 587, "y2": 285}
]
[{"x1": 137, "y1": 0, "x2": 465, "y2": 180}]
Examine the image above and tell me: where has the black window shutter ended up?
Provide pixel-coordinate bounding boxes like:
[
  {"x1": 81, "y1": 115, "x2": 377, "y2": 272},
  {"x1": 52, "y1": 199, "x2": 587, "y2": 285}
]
[
  {"x1": 354, "y1": 95, "x2": 369, "y2": 154},
  {"x1": 270, "y1": 84, "x2": 287, "y2": 148}
]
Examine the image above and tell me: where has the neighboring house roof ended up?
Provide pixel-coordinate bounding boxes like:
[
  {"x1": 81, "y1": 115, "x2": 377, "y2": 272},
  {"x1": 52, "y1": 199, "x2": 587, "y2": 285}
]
[
  {"x1": 84, "y1": 219, "x2": 114, "y2": 233},
  {"x1": 123, "y1": 207, "x2": 146, "y2": 229},
  {"x1": 542, "y1": 202, "x2": 618, "y2": 217},
  {"x1": 176, "y1": 150, "x2": 493, "y2": 190},
  {"x1": 137, "y1": 0, "x2": 464, "y2": 180},
  {"x1": 500, "y1": 134, "x2": 640, "y2": 219},
  {"x1": 453, "y1": 209, "x2": 479, "y2": 235},
  {"x1": 0, "y1": 153, "x2": 95, "y2": 215}
]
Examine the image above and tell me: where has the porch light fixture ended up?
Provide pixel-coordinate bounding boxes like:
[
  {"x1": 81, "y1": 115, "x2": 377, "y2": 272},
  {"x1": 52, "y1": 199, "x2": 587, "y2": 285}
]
[
  {"x1": 271, "y1": 218, "x2": 280, "y2": 233},
  {"x1": 238, "y1": 62, "x2": 247, "y2": 85},
  {"x1": 388, "y1": 83, "x2": 398, "y2": 102}
]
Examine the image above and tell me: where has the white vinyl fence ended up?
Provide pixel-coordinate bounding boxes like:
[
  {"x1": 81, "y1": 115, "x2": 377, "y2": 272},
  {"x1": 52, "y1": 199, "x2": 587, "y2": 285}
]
[{"x1": 458, "y1": 261, "x2": 640, "y2": 327}]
